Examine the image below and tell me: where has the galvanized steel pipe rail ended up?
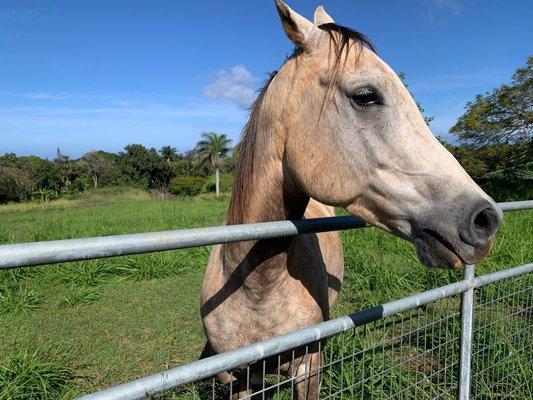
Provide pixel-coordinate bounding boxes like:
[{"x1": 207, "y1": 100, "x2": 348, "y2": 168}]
[
  {"x1": 458, "y1": 264, "x2": 475, "y2": 400},
  {"x1": 0, "y1": 216, "x2": 367, "y2": 270},
  {"x1": 1, "y1": 200, "x2": 531, "y2": 270}
]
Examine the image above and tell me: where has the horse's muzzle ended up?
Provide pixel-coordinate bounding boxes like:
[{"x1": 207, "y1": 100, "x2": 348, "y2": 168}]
[{"x1": 412, "y1": 199, "x2": 502, "y2": 268}]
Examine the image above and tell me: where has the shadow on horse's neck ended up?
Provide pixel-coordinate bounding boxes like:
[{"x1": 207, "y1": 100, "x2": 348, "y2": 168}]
[{"x1": 229, "y1": 143, "x2": 309, "y2": 224}]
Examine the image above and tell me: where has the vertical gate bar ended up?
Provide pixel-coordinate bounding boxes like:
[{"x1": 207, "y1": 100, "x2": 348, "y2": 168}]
[{"x1": 458, "y1": 264, "x2": 475, "y2": 400}]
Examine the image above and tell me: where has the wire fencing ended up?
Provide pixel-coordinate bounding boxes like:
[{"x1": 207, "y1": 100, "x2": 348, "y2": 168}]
[
  {"x1": 0, "y1": 200, "x2": 531, "y2": 400},
  {"x1": 172, "y1": 299, "x2": 463, "y2": 400},
  {"x1": 69, "y1": 262, "x2": 532, "y2": 400},
  {"x1": 470, "y1": 272, "x2": 532, "y2": 399},
  {"x1": 151, "y1": 266, "x2": 531, "y2": 400}
]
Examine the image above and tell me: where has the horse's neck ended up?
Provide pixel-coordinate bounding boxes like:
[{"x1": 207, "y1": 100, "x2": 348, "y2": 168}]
[
  {"x1": 222, "y1": 198, "x2": 307, "y2": 301},
  {"x1": 234, "y1": 169, "x2": 307, "y2": 224},
  {"x1": 227, "y1": 93, "x2": 307, "y2": 225},
  {"x1": 222, "y1": 115, "x2": 308, "y2": 288}
]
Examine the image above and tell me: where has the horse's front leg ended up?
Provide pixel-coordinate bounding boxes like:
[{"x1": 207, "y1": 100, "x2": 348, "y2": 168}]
[
  {"x1": 227, "y1": 370, "x2": 262, "y2": 400},
  {"x1": 231, "y1": 387, "x2": 252, "y2": 400},
  {"x1": 293, "y1": 351, "x2": 323, "y2": 400}
]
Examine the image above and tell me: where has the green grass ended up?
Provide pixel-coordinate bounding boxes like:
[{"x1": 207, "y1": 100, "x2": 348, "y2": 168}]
[
  {"x1": 0, "y1": 285, "x2": 40, "y2": 315},
  {"x1": 0, "y1": 188, "x2": 531, "y2": 398},
  {"x1": 0, "y1": 348, "x2": 78, "y2": 400}
]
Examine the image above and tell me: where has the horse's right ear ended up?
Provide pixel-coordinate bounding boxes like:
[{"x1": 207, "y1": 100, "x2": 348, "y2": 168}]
[
  {"x1": 314, "y1": 5, "x2": 335, "y2": 26},
  {"x1": 275, "y1": 0, "x2": 321, "y2": 50}
]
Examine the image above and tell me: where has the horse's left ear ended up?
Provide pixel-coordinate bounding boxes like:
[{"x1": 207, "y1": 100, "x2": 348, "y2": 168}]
[
  {"x1": 314, "y1": 5, "x2": 335, "y2": 26},
  {"x1": 275, "y1": 0, "x2": 322, "y2": 50}
]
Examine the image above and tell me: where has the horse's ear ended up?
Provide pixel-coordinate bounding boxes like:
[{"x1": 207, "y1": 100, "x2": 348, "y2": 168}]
[
  {"x1": 314, "y1": 5, "x2": 335, "y2": 26},
  {"x1": 275, "y1": 0, "x2": 321, "y2": 49}
]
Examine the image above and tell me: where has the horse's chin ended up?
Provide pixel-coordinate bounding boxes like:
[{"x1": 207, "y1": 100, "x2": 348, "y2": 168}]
[{"x1": 413, "y1": 234, "x2": 463, "y2": 269}]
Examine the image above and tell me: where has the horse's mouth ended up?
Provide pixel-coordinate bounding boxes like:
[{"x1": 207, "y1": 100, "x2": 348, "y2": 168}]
[{"x1": 413, "y1": 229, "x2": 465, "y2": 269}]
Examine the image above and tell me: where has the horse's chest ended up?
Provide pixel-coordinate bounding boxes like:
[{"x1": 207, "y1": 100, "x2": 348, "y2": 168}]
[
  {"x1": 202, "y1": 234, "x2": 340, "y2": 354},
  {"x1": 206, "y1": 274, "x2": 327, "y2": 353}
]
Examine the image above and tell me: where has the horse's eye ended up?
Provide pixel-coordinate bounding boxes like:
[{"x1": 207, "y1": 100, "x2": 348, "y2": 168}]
[{"x1": 351, "y1": 88, "x2": 382, "y2": 107}]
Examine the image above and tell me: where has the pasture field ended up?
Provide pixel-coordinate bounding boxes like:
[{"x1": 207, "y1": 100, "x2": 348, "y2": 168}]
[{"x1": 0, "y1": 188, "x2": 531, "y2": 399}]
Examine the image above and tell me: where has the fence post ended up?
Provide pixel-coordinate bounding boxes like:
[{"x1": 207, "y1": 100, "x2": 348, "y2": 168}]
[{"x1": 458, "y1": 264, "x2": 475, "y2": 400}]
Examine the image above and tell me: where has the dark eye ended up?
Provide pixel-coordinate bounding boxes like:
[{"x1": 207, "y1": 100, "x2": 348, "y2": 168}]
[{"x1": 350, "y1": 88, "x2": 382, "y2": 107}]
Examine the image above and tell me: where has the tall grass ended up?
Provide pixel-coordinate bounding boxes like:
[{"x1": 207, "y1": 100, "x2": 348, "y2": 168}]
[
  {"x1": 0, "y1": 348, "x2": 78, "y2": 400},
  {"x1": 0, "y1": 270, "x2": 41, "y2": 315},
  {"x1": 0, "y1": 285, "x2": 40, "y2": 315},
  {"x1": 60, "y1": 286, "x2": 102, "y2": 307}
]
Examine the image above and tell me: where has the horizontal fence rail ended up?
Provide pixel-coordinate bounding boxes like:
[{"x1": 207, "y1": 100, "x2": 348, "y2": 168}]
[
  {"x1": 0, "y1": 216, "x2": 366, "y2": 270},
  {"x1": 0, "y1": 200, "x2": 532, "y2": 270}
]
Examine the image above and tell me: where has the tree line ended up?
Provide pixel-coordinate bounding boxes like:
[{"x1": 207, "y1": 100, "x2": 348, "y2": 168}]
[
  {"x1": 0, "y1": 132, "x2": 234, "y2": 203},
  {"x1": 1, "y1": 57, "x2": 531, "y2": 204}
]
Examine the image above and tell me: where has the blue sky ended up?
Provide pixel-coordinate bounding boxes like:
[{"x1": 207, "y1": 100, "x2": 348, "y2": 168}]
[{"x1": 1, "y1": 0, "x2": 531, "y2": 159}]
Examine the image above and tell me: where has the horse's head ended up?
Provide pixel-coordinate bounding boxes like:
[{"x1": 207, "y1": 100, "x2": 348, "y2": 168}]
[{"x1": 271, "y1": 1, "x2": 501, "y2": 268}]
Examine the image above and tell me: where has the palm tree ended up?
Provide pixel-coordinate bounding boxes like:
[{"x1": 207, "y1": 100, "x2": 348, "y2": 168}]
[
  {"x1": 196, "y1": 132, "x2": 232, "y2": 196},
  {"x1": 159, "y1": 146, "x2": 178, "y2": 163}
]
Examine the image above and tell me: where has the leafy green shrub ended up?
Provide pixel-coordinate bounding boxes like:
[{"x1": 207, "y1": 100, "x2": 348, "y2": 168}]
[
  {"x1": 31, "y1": 189, "x2": 59, "y2": 202},
  {"x1": 169, "y1": 176, "x2": 205, "y2": 197},
  {"x1": 479, "y1": 177, "x2": 533, "y2": 202},
  {"x1": 202, "y1": 174, "x2": 234, "y2": 194},
  {"x1": 0, "y1": 348, "x2": 78, "y2": 400},
  {"x1": 71, "y1": 176, "x2": 93, "y2": 193}
]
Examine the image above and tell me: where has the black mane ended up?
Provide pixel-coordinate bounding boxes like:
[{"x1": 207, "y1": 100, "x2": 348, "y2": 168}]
[{"x1": 318, "y1": 23, "x2": 376, "y2": 54}]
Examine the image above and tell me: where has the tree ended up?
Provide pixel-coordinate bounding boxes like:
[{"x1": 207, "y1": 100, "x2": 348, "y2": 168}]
[
  {"x1": 398, "y1": 72, "x2": 434, "y2": 125},
  {"x1": 195, "y1": 132, "x2": 232, "y2": 196},
  {"x1": 119, "y1": 144, "x2": 171, "y2": 188},
  {"x1": 19, "y1": 156, "x2": 60, "y2": 195},
  {"x1": 53, "y1": 149, "x2": 77, "y2": 191},
  {"x1": 0, "y1": 153, "x2": 62, "y2": 202},
  {"x1": 54, "y1": 147, "x2": 70, "y2": 163},
  {"x1": 223, "y1": 142, "x2": 240, "y2": 174},
  {"x1": 452, "y1": 56, "x2": 532, "y2": 146},
  {"x1": 451, "y1": 56, "x2": 532, "y2": 177},
  {"x1": 56, "y1": 161, "x2": 77, "y2": 191},
  {"x1": 0, "y1": 167, "x2": 19, "y2": 203},
  {"x1": 0, "y1": 165, "x2": 34, "y2": 202},
  {"x1": 82, "y1": 151, "x2": 111, "y2": 189},
  {"x1": 159, "y1": 146, "x2": 179, "y2": 163}
]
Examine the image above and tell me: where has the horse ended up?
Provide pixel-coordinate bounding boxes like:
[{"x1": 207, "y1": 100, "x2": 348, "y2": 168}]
[{"x1": 200, "y1": 1, "x2": 502, "y2": 398}]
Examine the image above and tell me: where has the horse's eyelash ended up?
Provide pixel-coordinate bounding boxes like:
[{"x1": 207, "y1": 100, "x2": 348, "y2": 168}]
[{"x1": 353, "y1": 88, "x2": 378, "y2": 97}]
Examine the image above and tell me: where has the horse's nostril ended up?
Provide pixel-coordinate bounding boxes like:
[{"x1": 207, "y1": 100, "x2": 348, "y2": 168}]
[
  {"x1": 459, "y1": 202, "x2": 502, "y2": 248},
  {"x1": 471, "y1": 206, "x2": 501, "y2": 242},
  {"x1": 474, "y1": 209, "x2": 491, "y2": 231}
]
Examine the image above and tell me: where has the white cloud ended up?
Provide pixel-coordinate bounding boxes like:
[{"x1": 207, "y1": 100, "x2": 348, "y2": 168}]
[
  {"x1": 20, "y1": 92, "x2": 70, "y2": 100},
  {"x1": 203, "y1": 65, "x2": 259, "y2": 110},
  {"x1": 420, "y1": 0, "x2": 463, "y2": 23},
  {"x1": 0, "y1": 9, "x2": 38, "y2": 20}
]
